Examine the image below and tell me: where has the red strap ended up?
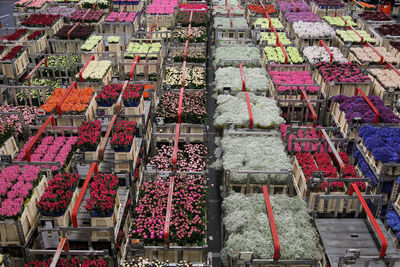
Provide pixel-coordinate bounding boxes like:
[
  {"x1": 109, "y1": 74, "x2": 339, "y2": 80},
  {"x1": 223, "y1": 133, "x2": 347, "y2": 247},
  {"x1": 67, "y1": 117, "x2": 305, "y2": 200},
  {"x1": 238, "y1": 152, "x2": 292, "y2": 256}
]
[
  {"x1": 72, "y1": 163, "x2": 98, "y2": 227},
  {"x1": 79, "y1": 55, "x2": 95, "y2": 82},
  {"x1": 348, "y1": 184, "x2": 387, "y2": 257},
  {"x1": 335, "y1": 12, "x2": 348, "y2": 26},
  {"x1": 290, "y1": 0, "x2": 299, "y2": 12},
  {"x1": 99, "y1": 115, "x2": 117, "y2": 160},
  {"x1": 262, "y1": 185, "x2": 280, "y2": 260},
  {"x1": 25, "y1": 116, "x2": 55, "y2": 162},
  {"x1": 239, "y1": 63, "x2": 246, "y2": 91},
  {"x1": 27, "y1": 58, "x2": 47, "y2": 86},
  {"x1": 50, "y1": 238, "x2": 70, "y2": 267},
  {"x1": 300, "y1": 89, "x2": 317, "y2": 127},
  {"x1": 67, "y1": 22, "x2": 80, "y2": 40},
  {"x1": 189, "y1": 11, "x2": 194, "y2": 23},
  {"x1": 271, "y1": 26, "x2": 279, "y2": 45},
  {"x1": 355, "y1": 87, "x2": 379, "y2": 123},
  {"x1": 171, "y1": 124, "x2": 180, "y2": 168},
  {"x1": 278, "y1": 42, "x2": 288, "y2": 64},
  {"x1": 56, "y1": 81, "x2": 77, "y2": 116},
  {"x1": 184, "y1": 40, "x2": 189, "y2": 61},
  {"x1": 81, "y1": 9, "x2": 91, "y2": 23},
  {"x1": 116, "y1": 81, "x2": 128, "y2": 113},
  {"x1": 320, "y1": 129, "x2": 345, "y2": 171},
  {"x1": 366, "y1": 42, "x2": 383, "y2": 65},
  {"x1": 177, "y1": 86, "x2": 184, "y2": 123},
  {"x1": 319, "y1": 40, "x2": 333, "y2": 62},
  {"x1": 349, "y1": 26, "x2": 363, "y2": 45},
  {"x1": 163, "y1": 176, "x2": 175, "y2": 246},
  {"x1": 181, "y1": 61, "x2": 187, "y2": 87},
  {"x1": 129, "y1": 55, "x2": 140, "y2": 81},
  {"x1": 244, "y1": 92, "x2": 253, "y2": 129},
  {"x1": 265, "y1": 11, "x2": 271, "y2": 28},
  {"x1": 386, "y1": 63, "x2": 400, "y2": 75}
]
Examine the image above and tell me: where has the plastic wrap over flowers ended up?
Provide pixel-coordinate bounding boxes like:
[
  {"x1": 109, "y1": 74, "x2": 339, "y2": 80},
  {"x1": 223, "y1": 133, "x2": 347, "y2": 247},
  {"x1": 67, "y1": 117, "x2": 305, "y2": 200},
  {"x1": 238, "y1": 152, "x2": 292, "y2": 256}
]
[
  {"x1": 215, "y1": 67, "x2": 269, "y2": 93},
  {"x1": 333, "y1": 95, "x2": 400, "y2": 124},
  {"x1": 214, "y1": 45, "x2": 262, "y2": 68},
  {"x1": 214, "y1": 93, "x2": 284, "y2": 128},
  {"x1": 359, "y1": 125, "x2": 400, "y2": 163},
  {"x1": 221, "y1": 194, "x2": 321, "y2": 264},
  {"x1": 220, "y1": 135, "x2": 292, "y2": 184}
]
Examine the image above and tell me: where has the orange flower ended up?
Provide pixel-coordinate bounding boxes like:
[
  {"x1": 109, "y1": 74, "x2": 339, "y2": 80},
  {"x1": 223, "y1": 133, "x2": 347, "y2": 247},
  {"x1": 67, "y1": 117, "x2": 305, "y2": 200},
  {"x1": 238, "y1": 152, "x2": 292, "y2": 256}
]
[{"x1": 39, "y1": 87, "x2": 95, "y2": 114}]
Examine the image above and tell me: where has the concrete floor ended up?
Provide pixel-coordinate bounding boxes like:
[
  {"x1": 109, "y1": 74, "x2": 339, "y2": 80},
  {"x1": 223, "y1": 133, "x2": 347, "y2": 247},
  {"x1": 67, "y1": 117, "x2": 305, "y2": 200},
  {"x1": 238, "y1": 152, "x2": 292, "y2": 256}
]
[{"x1": 0, "y1": 0, "x2": 16, "y2": 30}]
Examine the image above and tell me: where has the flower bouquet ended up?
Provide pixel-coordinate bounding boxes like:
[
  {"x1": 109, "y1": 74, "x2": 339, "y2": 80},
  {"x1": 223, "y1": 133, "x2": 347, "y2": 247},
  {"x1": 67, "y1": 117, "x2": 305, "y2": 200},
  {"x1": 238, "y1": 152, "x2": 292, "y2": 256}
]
[
  {"x1": 38, "y1": 87, "x2": 95, "y2": 116},
  {"x1": 358, "y1": 125, "x2": 400, "y2": 175},
  {"x1": 37, "y1": 173, "x2": 79, "y2": 217},
  {"x1": 312, "y1": 0, "x2": 345, "y2": 8},
  {"x1": 130, "y1": 176, "x2": 207, "y2": 246},
  {"x1": 85, "y1": 173, "x2": 119, "y2": 217},
  {"x1": 168, "y1": 47, "x2": 206, "y2": 63},
  {"x1": 123, "y1": 84, "x2": 144, "y2": 107},
  {"x1": 214, "y1": 46, "x2": 262, "y2": 68},
  {"x1": 284, "y1": 11, "x2": 321, "y2": 23},
  {"x1": 80, "y1": 0, "x2": 111, "y2": 9},
  {"x1": 213, "y1": 5, "x2": 245, "y2": 15},
  {"x1": 77, "y1": 121, "x2": 101, "y2": 153},
  {"x1": 359, "y1": 10, "x2": 393, "y2": 25},
  {"x1": 214, "y1": 93, "x2": 284, "y2": 128},
  {"x1": 150, "y1": 144, "x2": 207, "y2": 172},
  {"x1": 176, "y1": 11, "x2": 208, "y2": 27},
  {"x1": 277, "y1": 0, "x2": 311, "y2": 12},
  {"x1": 253, "y1": 18, "x2": 284, "y2": 30},
  {"x1": 26, "y1": 30, "x2": 46, "y2": 53},
  {"x1": 349, "y1": 46, "x2": 398, "y2": 66},
  {"x1": 96, "y1": 84, "x2": 123, "y2": 107},
  {"x1": 105, "y1": 12, "x2": 137, "y2": 23},
  {"x1": 248, "y1": 4, "x2": 276, "y2": 15},
  {"x1": 217, "y1": 135, "x2": 292, "y2": 184},
  {"x1": 281, "y1": 124, "x2": 327, "y2": 153},
  {"x1": 303, "y1": 46, "x2": 347, "y2": 65},
  {"x1": 336, "y1": 29, "x2": 376, "y2": 45},
  {"x1": 213, "y1": 17, "x2": 248, "y2": 28},
  {"x1": 71, "y1": 10, "x2": 104, "y2": 22},
  {"x1": 263, "y1": 46, "x2": 304, "y2": 64},
  {"x1": 121, "y1": 258, "x2": 193, "y2": 267},
  {"x1": 0, "y1": 165, "x2": 41, "y2": 225},
  {"x1": 315, "y1": 62, "x2": 371, "y2": 97},
  {"x1": 292, "y1": 22, "x2": 335, "y2": 40},
  {"x1": 25, "y1": 258, "x2": 107, "y2": 267},
  {"x1": 369, "y1": 69, "x2": 400, "y2": 101},
  {"x1": 45, "y1": 6, "x2": 76, "y2": 18},
  {"x1": 76, "y1": 60, "x2": 112, "y2": 83},
  {"x1": 81, "y1": 36, "x2": 103, "y2": 51},
  {"x1": 269, "y1": 70, "x2": 319, "y2": 97},
  {"x1": 1, "y1": 46, "x2": 29, "y2": 78},
  {"x1": 0, "y1": 28, "x2": 27, "y2": 43},
  {"x1": 222, "y1": 194, "x2": 320, "y2": 263},
  {"x1": 21, "y1": 14, "x2": 60, "y2": 27},
  {"x1": 16, "y1": 136, "x2": 78, "y2": 171},
  {"x1": 55, "y1": 25, "x2": 95, "y2": 40},
  {"x1": 172, "y1": 26, "x2": 207, "y2": 43},
  {"x1": 0, "y1": 105, "x2": 36, "y2": 136},
  {"x1": 332, "y1": 94, "x2": 400, "y2": 125},
  {"x1": 110, "y1": 120, "x2": 137, "y2": 162},
  {"x1": 323, "y1": 16, "x2": 357, "y2": 28},
  {"x1": 164, "y1": 66, "x2": 205, "y2": 89},
  {"x1": 215, "y1": 67, "x2": 269, "y2": 93},
  {"x1": 259, "y1": 32, "x2": 292, "y2": 46},
  {"x1": 125, "y1": 42, "x2": 162, "y2": 59},
  {"x1": 46, "y1": 55, "x2": 80, "y2": 73},
  {"x1": 157, "y1": 91, "x2": 207, "y2": 124}
]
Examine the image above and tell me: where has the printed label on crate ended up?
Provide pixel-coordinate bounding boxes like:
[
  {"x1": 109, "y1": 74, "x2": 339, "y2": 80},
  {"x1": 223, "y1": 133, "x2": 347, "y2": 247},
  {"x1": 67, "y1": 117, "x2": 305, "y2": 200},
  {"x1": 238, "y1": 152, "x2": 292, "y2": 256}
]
[
  {"x1": 97, "y1": 108, "x2": 106, "y2": 117},
  {"x1": 156, "y1": 117, "x2": 165, "y2": 126},
  {"x1": 0, "y1": 154, "x2": 12, "y2": 163},
  {"x1": 146, "y1": 164, "x2": 157, "y2": 172}
]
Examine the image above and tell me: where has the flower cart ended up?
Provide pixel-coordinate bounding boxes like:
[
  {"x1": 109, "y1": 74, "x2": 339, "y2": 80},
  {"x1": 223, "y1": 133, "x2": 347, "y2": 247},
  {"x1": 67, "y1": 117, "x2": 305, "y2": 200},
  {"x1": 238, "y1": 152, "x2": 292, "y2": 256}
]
[
  {"x1": 291, "y1": 22, "x2": 336, "y2": 50},
  {"x1": 155, "y1": 90, "x2": 207, "y2": 142},
  {"x1": 0, "y1": 46, "x2": 29, "y2": 80},
  {"x1": 331, "y1": 90, "x2": 400, "y2": 138},
  {"x1": 0, "y1": 164, "x2": 48, "y2": 247},
  {"x1": 303, "y1": 45, "x2": 348, "y2": 65},
  {"x1": 335, "y1": 27, "x2": 379, "y2": 56},
  {"x1": 126, "y1": 174, "x2": 208, "y2": 264},
  {"x1": 213, "y1": 16, "x2": 251, "y2": 44},
  {"x1": 369, "y1": 64, "x2": 400, "y2": 106},
  {"x1": 26, "y1": 30, "x2": 48, "y2": 54},
  {"x1": 122, "y1": 39, "x2": 165, "y2": 78},
  {"x1": 313, "y1": 184, "x2": 400, "y2": 267},
  {"x1": 222, "y1": 193, "x2": 322, "y2": 266},
  {"x1": 276, "y1": 0, "x2": 311, "y2": 20},
  {"x1": 176, "y1": 10, "x2": 208, "y2": 27},
  {"x1": 164, "y1": 64, "x2": 206, "y2": 89},
  {"x1": 312, "y1": 61, "x2": 372, "y2": 98},
  {"x1": 214, "y1": 44, "x2": 263, "y2": 68}
]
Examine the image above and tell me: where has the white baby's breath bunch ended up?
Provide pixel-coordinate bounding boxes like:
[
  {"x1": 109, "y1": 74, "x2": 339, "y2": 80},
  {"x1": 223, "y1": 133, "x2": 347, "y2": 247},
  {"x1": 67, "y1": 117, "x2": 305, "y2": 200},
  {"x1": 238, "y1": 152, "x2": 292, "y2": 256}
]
[
  {"x1": 214, "y1": 45, "x2": 262, "y2": 68},
  {"x1": 219, "y1": 135, "x2": 292, "y2": 184},
  {"x1": 213, "y1": 17, "x2": 248, "y2": 28},
  {"x1": 215, "y1": 67, "x2": 269, "y2": 93},
  {"x1": 221, "y1": 194, "x2": 321, "y2": 265},
  {"x1": 214, "y1": 93, "x2": 284, "y2": 128}
]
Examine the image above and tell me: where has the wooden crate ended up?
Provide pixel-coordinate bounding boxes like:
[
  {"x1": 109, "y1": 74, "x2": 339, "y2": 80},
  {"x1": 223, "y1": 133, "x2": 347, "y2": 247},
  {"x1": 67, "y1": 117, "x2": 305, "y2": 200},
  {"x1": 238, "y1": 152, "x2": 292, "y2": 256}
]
[
  {"x1": 81, "y1": 40, "x2": 105, "y2": 63},
  {"x1": 145, "y1": 120, "x2": 152, "y2": 154},
  {"x1": 124, "y1": 49, "x2": 164, "y2": 75},
  {"x1": 141, "y1": 244, "x2": 206, "y2": 264},
  {"x1": 312, "y1": 68, "x2": 371, "y2": 98},
  {"x1": 0, "y1": 136, "x2": 19, "y2": 159},
  {"x1": 91, "y1": 194, "x2": 121, "y2": 241},
  {"x1": 359, "y1": 140, "x2": 400, "y2": 176},
  {"x1": 293, "y1": 157, "x2": 346, "y2": 213},
  {"x1": 146, "y1": 13, "x2": 175, "y2": 29},
  {"x1": 49, "y1": 189, "x2": 79, "y2": 227},
  {"x1": 115, "y1": 137, "x2": 137, "y2": 161},
  {"x1": 369, "y1": 73, "x2": 400, "y2": 106},
  {"x1": 310, "y1": 2, "x2": 346, "y2": 17},
  {"x1": 27, "y1": 34, "x2": 48, "y2": 54},
  {"x1": 229, "y1": 183, "x2": 289, "y2": 195},
  {"x1": 293, "y1": 33, "x2": 333, "y2": 51},
  {"x1": 330, "y1": 102, "x2": 357, "y2": 138},
  {"x1": 83, "y1": 138, "x2": 103, "y2": 161},
  {"x1": 1, "y1": 49, "x2": 29, "y2": 79},
  {"x1": 49, "y1": 18, "x2": 64, "y2": 36},
  {"x1": 109, "y1": 43, "x2": 121, "y2": 58},
  {"x1": 0, "y1": 175, "x2": 48, "y2": 246},
  {"x1": 72, "y1": 95, "x2": 98, "y2": 127},
  {"x1": 124, "y1": 95, "x2": 145, "y2": 116}
]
